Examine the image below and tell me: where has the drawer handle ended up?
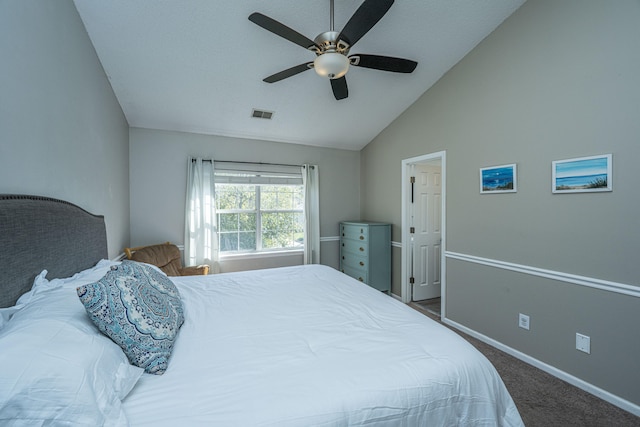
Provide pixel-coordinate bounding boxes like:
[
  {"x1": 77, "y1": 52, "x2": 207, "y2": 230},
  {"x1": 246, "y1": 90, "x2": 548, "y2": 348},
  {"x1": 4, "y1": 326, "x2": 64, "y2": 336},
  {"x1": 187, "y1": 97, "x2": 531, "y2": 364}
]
[
  {"x1": 359, "y1": 235, "x2": 364, "y2": 240},
  {"x1": 358, "y1": 277, "x2": 364, "y2": 282},
  {"x1": 359, "y1": 247, "x2": 364, "y2": 252},
  {"x1": 342, "y1": 233, "x2": 345, "y2": 236},
  {"x1": 342, "y1": 256, "x2": 345, "y2": 260},
  {"x1": 359, "y1": 261, "x2": 364, "y2": 266}
]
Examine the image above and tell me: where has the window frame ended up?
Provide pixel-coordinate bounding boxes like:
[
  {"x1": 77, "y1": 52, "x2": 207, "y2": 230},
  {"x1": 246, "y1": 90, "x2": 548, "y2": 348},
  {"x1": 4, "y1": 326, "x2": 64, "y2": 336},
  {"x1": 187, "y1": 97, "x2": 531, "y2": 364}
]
[{"x1": 215, "y1": 182, "x2": 305, "y2": 257}]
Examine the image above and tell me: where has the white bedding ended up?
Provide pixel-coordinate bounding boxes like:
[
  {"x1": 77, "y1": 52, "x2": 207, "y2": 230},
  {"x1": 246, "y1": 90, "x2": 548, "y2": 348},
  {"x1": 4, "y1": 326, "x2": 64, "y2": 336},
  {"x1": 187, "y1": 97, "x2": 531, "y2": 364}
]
[{"x1": 122, "y1": 265, "x2": 523, "y2": 426}]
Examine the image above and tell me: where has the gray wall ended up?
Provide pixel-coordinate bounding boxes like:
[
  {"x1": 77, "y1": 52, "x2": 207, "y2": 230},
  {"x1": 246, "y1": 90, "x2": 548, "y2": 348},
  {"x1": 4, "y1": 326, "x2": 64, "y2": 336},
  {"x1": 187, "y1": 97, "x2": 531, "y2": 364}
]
[
  {"x1": 361, "y1": 0, "x2": 639, "y2": 408},
  {"x1": 0, "y1": 0, "x2": 130, "y2": 259},
  {"x1": 129, "y1": 127, "x2": 360, "y2": 271}
]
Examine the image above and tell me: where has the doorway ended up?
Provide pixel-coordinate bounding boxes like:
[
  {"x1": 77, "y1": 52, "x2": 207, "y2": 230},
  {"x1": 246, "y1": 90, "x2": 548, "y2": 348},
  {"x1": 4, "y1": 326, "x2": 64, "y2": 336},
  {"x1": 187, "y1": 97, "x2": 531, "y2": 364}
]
[{"x1": 401, "y1": 152, "x2": 446, "y2": 318}]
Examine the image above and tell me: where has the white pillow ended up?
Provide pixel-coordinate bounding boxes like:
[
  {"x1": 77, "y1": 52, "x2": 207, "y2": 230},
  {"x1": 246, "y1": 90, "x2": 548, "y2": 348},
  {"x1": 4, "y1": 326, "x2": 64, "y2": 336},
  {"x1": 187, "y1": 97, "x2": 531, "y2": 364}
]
[
  {"x1": 14, "y1": 259, "x2": 121, "y2": 307},
  {"x1": 0, "y1": 307, "x2": 18, "y2": 330},
  {"x1": 0, "y1": 284, "x2": 143, "y2": 426}
]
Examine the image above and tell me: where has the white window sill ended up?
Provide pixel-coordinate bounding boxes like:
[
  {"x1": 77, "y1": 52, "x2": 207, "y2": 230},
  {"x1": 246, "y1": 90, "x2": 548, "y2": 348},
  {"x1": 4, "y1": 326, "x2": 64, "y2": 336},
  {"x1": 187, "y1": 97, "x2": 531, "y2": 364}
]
[{"x1": 220, "y1": 249, "x2": 304, "y2": 261}]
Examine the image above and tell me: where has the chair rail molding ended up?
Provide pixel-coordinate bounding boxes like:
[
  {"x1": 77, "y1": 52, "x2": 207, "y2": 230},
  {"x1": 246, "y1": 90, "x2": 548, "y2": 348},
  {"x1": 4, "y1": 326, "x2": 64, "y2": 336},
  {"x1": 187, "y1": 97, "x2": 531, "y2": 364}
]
[{"x1": 445, "y1": 251, "x2": 640, "y2": 298}]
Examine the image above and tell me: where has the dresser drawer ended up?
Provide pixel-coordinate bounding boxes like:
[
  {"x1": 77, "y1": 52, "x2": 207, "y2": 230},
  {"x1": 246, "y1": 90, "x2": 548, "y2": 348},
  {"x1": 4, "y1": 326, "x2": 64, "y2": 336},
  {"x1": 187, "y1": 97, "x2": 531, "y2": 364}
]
[
  {"x1": 341, "y1": 265, "x2": 367, "y2": 283},
  {"x1": 341, "y1": 224, "x2": 368, "y2": 243},
  {"x1": 341, "y1": 239, "x2": 368, "y2": 257},
  {"x1": 341, "y1": 254, "x2": 368, "y2": 271}
]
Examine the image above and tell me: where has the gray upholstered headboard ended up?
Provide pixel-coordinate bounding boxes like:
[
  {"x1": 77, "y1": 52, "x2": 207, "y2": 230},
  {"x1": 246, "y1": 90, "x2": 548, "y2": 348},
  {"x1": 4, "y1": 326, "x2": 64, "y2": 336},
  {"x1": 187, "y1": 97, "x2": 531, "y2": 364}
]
[{"x1": 0, "y1": 195, "x2": 108, "y2": 308}]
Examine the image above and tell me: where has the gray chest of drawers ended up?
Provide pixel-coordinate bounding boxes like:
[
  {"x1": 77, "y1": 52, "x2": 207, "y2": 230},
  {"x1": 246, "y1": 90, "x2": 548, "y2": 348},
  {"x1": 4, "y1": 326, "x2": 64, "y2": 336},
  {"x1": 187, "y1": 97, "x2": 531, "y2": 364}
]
[{"x1": 339, "y1": 221, "x2": 391, "y2": 293}]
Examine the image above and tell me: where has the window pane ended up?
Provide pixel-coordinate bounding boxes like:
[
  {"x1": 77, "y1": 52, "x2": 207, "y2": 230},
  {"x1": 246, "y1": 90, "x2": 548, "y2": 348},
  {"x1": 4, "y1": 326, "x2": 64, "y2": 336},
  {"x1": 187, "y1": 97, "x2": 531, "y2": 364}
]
[
  {"x1": 262, "y1": 231, "x2": 280, "y2": 249},
  {"x1": 261, "y1": 187, "x2": 276, "y2": 210},
  {"x1": 219, "y1": 213, "x2": 238, "y2": 232},
  {"x1": 261, "y1": 212, "x2": 278, "y2": 249},
  {"x1": 294, "y1": 212, "x2": 304, "y2": 231},
  {"x1": 239, "y1": 232, "x2": 256, "y2": 251},
  {"x1": 262, "y1": 212, "x2": 295, "y2": 249},
  {"x1": 293, "y1": 187, "x2": 304, "y2": 210},
  {"x1": 216, "y1": 185, "x2": 256, "y2": 210},
  {"x1": 219, "y1": 232, "x2": 238, "y2": 252},
  {"x1": 261, "y1": 212, "x2": 278, "y2": 232},
  {"x1": 294, "y1": 213, "x2": 304, "y2": 246},
  {"x1": 238, "y1": 213, "x2": 256, "y2": 231},
  {"x1": 216, "y1": 186, "x2": 237, "y2": 210},
  {"x1": 260, "y1": 185, "x2": 304, "y2": 211},
  {"x1": 237, "y1": 186, "x2": 256, "y2": 210},
  {"x1": 278, "y1": 187, "x2": 294, "y2": 210}
]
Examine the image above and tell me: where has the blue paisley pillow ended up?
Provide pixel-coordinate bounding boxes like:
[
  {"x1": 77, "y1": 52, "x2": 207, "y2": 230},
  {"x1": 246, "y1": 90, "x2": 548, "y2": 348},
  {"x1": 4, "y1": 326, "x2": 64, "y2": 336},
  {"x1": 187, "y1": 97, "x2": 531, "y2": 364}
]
[{"x1": 77, "y1": 261, "x2": 184, "y2": 375}]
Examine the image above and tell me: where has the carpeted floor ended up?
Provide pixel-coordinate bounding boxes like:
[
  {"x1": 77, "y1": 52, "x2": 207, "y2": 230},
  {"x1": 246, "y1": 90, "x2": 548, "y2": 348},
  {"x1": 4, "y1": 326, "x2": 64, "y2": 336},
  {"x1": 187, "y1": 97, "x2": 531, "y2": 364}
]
[
  {"x1": 413, "y1": 297, "x2": 441, "y2": 316},
  {"x1": 409, "y1": 302, "x2": 640, "y2": 427}
]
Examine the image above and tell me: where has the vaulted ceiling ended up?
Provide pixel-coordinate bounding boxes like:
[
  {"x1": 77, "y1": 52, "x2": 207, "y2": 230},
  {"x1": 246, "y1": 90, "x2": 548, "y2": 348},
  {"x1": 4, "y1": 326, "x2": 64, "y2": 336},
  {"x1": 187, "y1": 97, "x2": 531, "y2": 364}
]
[{"x1": 73, "y1": 0, "x2": 525, "y2": 151}]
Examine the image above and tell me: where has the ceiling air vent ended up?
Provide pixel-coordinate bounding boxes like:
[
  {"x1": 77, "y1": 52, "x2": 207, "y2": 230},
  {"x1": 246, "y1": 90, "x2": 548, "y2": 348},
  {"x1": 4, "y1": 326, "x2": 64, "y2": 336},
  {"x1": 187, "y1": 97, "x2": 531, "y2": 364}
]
[{"x1": 251, "y1": 109, "x2": 274, "y2": 120}]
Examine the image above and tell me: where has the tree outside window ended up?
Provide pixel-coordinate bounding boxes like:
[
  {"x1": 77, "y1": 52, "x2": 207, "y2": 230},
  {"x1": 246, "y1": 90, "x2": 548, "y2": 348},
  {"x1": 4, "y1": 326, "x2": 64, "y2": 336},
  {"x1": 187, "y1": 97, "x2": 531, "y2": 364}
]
[{"x1": 215, "y1": 184, "x2": 304, "y2": 254}]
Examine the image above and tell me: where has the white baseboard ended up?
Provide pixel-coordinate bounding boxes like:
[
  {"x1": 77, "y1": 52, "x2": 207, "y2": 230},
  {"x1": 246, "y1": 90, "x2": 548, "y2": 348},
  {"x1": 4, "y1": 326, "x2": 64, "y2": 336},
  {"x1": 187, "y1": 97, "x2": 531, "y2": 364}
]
[{"x1": 442, "y1": 317, "x2": 640, "y2": 417}]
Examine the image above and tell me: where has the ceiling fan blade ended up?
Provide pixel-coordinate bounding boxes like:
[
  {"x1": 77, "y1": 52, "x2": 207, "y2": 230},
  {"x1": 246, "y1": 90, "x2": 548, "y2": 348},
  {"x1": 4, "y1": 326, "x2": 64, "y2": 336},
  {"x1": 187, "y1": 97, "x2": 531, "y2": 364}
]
[
  {"x1": 337, "y1": 0, "x2": 394, "y2": 48},
  {"x1": 263, "y1": 63, "x2": 312, "y2": 83},
  {"x1": 350, "y1": 54, "x2": 417, "y2": 73},
  {"x1": 249, "y1": 13, "x2": 319, "y2": 51},
  {"x1": 330, "y1": 76, "x2": 348, "y2": 100}
]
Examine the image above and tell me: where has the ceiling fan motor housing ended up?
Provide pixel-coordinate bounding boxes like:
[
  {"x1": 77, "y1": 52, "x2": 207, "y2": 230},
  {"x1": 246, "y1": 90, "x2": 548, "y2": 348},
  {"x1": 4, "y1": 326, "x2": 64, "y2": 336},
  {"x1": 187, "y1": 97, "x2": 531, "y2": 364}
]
[
  {"x1": 311, "y1": 31, "x2": 350, "y2": 79},
  {"x1": 312, "y1": 31, "x2": 350, "y2": 55}
]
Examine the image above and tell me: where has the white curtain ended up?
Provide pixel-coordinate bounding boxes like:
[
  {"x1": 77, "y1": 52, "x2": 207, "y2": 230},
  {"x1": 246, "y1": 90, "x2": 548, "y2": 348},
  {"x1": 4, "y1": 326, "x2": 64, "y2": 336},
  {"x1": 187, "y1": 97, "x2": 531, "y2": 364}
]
[
  {"x1": 302, "y1": 164, "x2": 320, "y2": 264},
  {"x1": 184, "y1": 157, "x2": 219, "y2": 272}
]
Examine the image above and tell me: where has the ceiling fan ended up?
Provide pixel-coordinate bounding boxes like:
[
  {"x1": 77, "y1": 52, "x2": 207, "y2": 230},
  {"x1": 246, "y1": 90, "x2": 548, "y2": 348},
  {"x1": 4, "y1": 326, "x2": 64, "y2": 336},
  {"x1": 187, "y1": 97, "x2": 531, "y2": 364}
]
[{"x1": 248, "y1": 0, "x2": 418, "y2": 100}]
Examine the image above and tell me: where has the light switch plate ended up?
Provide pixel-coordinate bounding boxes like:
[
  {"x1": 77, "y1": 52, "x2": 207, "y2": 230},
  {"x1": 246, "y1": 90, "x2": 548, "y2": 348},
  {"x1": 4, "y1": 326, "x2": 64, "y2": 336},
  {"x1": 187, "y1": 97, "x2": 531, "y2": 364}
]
[
  {"x1": 518, "y1": 313, "x2": 530, "y2": 330},
  {"x1": 576, "y1": 333, "x2": 591, "y2": 354}
]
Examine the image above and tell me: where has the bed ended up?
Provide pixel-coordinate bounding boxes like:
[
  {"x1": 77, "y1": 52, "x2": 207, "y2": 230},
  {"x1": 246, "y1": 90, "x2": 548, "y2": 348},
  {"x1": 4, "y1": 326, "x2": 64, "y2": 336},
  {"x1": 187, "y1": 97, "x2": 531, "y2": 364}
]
[{"x1": 0, "y1": 195, "x2": 524, "y2": 426}]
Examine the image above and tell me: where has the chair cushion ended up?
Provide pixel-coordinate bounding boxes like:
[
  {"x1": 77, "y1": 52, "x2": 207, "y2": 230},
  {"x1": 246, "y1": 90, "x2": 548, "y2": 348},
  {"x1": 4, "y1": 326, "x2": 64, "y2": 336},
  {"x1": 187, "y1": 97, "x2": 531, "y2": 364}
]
[
  {"x1": 130, "y1": 244, "x2": 182, "y2": 276},
  {"x1": 180, "y1": 265, "x2": 210, "y2": 275}
]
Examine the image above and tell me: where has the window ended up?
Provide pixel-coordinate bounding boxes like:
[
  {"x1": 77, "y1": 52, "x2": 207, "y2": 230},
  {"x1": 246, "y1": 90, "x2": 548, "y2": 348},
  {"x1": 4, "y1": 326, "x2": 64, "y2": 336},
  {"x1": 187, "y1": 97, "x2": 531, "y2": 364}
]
[
  {"x1": 186, "y1": 159, "x2": 318, "y2": 267},
  {"x1": 214, "y1": 164, "x2": 305, "y2": 255},
  {"x1": 216, "y1": 184, "x2": 304, "y2": 253}
]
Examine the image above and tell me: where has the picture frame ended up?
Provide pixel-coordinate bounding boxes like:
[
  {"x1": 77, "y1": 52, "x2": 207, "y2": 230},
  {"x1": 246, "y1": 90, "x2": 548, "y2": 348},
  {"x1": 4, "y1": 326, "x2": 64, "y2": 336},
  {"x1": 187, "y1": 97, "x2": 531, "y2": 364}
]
[
  {"x1": 480, "y1": 164, "x2": 517, "y2": 194},
  {"x1": 552, "y1": 154, "x2": 612, "y2": 194}
]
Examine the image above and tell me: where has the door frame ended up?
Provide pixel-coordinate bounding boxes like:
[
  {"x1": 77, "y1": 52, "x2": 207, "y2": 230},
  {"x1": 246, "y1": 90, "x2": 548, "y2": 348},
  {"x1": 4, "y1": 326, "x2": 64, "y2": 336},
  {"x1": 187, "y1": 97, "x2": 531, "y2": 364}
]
[{"x1": 401, "y1": 151, "x2": 447, "y2": 317}]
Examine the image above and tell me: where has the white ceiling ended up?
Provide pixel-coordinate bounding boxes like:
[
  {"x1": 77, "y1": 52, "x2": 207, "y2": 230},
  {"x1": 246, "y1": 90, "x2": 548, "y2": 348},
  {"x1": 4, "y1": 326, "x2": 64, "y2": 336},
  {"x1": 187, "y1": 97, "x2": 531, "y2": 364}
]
[{"x1": 73, "y1": 0, "x2": 525, "y2": 151}]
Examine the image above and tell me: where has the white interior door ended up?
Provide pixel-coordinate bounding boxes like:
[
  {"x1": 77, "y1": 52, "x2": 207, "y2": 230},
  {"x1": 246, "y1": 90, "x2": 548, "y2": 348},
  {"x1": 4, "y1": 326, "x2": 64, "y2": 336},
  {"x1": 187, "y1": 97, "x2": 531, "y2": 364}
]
[{"x1": 411, "y1": 163, "x2": 442, "y2": 301}]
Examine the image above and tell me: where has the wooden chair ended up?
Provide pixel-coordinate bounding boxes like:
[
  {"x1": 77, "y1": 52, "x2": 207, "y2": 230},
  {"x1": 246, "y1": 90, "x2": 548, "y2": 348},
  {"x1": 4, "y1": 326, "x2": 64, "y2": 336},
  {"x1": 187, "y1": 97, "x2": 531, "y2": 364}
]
[{"x1": 123, "y1": 242, "x2": 209, "y2": 276}]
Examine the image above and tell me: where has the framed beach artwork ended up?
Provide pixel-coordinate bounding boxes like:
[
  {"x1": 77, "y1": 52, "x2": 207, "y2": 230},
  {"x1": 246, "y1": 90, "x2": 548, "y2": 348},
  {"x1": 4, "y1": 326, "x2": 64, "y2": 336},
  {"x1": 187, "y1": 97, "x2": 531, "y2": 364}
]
[
  {"x1": 552, "y1": 154, "x2": 612, "y2": 194},
  {"x1": 480, "y1": 164, "x2": 517, "y2": 194}
]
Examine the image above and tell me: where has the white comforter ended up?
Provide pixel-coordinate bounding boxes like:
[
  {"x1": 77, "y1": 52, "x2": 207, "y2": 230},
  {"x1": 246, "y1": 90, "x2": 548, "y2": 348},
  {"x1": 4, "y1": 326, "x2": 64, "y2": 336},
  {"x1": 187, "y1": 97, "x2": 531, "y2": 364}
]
[{"x1": 122, "y1": 265, "x2": 523, "y2": 426}]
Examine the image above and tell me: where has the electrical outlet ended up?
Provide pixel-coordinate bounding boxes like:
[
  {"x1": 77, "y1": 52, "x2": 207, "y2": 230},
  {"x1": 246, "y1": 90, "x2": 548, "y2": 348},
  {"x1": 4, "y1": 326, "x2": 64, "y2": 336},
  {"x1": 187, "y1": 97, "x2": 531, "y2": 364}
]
[
  {"x1": 576, "y1": 333, "x2": 591, "y2": 354},
  {"x1": 518, "y1": 313, "x2": 530, "y2": 330}
]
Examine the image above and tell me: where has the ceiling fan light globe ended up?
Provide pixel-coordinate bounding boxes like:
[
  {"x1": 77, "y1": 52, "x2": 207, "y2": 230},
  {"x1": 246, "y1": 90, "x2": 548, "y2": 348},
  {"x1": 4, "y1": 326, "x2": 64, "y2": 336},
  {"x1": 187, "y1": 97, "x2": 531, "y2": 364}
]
[{"x1": 314, "y1": 53, "x2": 349, "y2": 79}]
